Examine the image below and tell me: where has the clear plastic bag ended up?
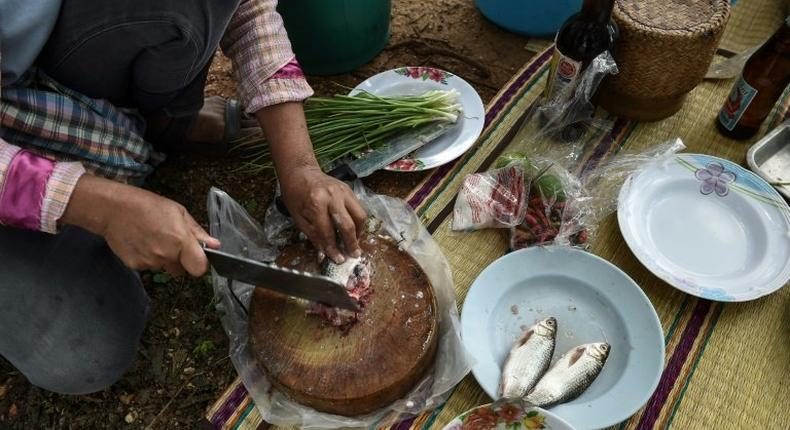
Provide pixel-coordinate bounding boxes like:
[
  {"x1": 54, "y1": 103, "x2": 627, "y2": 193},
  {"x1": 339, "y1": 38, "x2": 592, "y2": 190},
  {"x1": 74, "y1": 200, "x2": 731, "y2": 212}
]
[
  {"x1": 507, "y1": 138, "x2": 685, "y2": 250},
  {"x1": 580, "y1": 137, "x2": 687, "y2": 222},
  {"x1": 453, "y1": 51, "x2": 617, "y2": 241},
  {"x1": 509, "y1": 159, "x2": 588, "y2": 250},
  {"x1": 503, "y1": 139, "x2": 685, "y2": 251},
  {"x1": 508, "y1": 51, "x2": 620, "y2": 171},
  {"x1": 452, "y1": 162, "x2": 530, "y2": 231},
  {"x1": 451, "y1": 49, "x2": 686, "y2": 250},
  {"x1": 705, "y1": 46, "x2": 759, "y2": 80},
  {"x1": 207, "y1": 183, "x2": 471, "y2": 429}
]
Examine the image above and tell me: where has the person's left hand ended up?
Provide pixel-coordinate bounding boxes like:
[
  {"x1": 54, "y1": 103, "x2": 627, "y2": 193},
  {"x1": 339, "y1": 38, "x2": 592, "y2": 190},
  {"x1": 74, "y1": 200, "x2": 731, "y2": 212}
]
[{"x1": 279, "y1": 165, "x2": 367, "y2": 263}]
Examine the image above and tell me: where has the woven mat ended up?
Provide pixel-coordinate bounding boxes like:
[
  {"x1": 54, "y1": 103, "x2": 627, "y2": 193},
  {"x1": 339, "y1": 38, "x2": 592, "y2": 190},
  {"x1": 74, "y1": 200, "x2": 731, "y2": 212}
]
[{"x1": 205, "y1": 2, "x2": 788, "y2": 429}]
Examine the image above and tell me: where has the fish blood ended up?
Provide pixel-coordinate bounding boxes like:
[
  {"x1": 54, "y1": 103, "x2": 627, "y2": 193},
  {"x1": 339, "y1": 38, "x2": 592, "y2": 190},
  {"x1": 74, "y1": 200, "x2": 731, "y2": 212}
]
[{"x1": 306, "y1": 256, "x2": 373, "y2": 332}]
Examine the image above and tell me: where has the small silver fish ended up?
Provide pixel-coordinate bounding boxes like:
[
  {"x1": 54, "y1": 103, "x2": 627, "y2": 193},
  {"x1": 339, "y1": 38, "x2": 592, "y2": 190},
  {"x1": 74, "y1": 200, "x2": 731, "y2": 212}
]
[
  {"x1": 499, "y1": 317, "x2": 557, "y2": 398},
  {"x1": 524, "y1": 342, "x2": 610, "y2": 407}
]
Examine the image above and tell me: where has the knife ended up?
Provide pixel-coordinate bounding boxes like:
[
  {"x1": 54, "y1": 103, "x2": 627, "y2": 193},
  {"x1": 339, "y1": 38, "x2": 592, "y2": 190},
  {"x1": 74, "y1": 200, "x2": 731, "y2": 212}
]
[
  {"x1": 327, "y1": 120, "x2": 455, "y2": 181},
  {"x1": 203, "y1": 245, "x2": 360, "y2": 311},
  {"x1": 276, "y1": 121, "x2": 455, "y2": 215}
]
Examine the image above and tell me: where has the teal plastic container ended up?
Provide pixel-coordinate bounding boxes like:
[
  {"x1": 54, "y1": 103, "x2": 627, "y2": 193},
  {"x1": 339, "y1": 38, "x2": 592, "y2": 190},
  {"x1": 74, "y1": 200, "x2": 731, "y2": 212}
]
[
  {"x1": 277, "y1": 0, "x2": 391, "y2": 76},
  {"x1": 474, "y1": 0, "x2": 581, "y2": 37}
]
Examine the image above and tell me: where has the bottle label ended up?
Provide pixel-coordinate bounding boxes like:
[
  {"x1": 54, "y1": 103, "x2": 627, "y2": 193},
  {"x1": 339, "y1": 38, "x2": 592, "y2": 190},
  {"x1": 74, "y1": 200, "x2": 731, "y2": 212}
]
[
  {"x1": 719, "y1": 76, "x2": 758, "y2": 131},
  {"x1": 544, "y1": 46, "x2": 583, "y2": 102}
]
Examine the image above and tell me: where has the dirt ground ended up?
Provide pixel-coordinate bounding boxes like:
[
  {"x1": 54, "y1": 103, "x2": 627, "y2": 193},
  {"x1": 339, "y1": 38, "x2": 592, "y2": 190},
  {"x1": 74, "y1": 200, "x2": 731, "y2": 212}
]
[{"x1": 0, "y1": 1, "x2": 538, "y2": 428}]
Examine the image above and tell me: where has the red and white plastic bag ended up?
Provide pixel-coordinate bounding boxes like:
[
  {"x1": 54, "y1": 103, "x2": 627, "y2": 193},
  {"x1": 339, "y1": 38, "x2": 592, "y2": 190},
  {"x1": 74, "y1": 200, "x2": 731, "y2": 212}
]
[{"x1": 452, "y1": 163, "x2": 529, "y2": 231}]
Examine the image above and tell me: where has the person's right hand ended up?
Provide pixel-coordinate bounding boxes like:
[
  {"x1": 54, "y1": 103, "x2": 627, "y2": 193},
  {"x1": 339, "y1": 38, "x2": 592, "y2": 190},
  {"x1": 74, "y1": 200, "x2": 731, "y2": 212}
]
[{"x1": 61, "y1": 175, "x2": 220, "y2": 277}]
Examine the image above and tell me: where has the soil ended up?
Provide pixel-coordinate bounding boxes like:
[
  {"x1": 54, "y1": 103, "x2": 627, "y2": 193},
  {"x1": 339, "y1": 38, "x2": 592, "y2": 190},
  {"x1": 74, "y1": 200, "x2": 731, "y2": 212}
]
[{"x1": 0, "y1": 1, "x2": 537, "y2": 428}]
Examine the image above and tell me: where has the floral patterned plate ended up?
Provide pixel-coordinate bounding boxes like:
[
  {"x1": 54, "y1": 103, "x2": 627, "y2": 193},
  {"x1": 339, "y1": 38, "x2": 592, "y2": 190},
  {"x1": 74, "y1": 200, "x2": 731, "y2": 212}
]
[
  {"x1": 442, "y1": 399, "x2": 575, "y2": 430},
  {"x1": 618, "y1": 153, "x2": 790, "y2": 301},
  {"x1": 350, "y1": 67, "x2": 485, "y2": 172}
]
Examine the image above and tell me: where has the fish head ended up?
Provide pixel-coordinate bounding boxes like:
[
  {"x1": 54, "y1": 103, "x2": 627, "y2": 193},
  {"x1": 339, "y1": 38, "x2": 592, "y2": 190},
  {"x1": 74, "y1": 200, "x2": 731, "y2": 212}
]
[
  {"x1": 534, "y1": 317, "x2": 557, "y2": 337},
  {"x1": 322, "y1": 256, "x2": 368, "y2": 288},
  {"x1": 587, "y1": 342, "x2": 611, "y2": 361}
]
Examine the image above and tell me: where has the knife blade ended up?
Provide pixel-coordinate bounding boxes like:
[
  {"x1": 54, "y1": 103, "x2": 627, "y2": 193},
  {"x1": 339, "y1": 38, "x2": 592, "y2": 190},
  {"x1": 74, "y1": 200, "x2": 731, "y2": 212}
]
[
  {"x1": 327, "y1": 121, "x2": 456, "y2": 181},
  {"x1": 204, "y1": 246, "x2": 360, "y2": 311}
]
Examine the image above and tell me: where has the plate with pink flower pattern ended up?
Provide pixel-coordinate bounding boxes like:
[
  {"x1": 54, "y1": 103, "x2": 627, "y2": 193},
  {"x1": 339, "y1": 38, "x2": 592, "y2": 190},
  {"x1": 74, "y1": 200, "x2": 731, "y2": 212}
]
[
  {"x1": 618, "y1": 153, "x2": 790, "y2": 301},
  {"x1": 351, "y1": 67, "x2": 484, "y2": 172},
  {"x1": 442, "y1": 399, "x2": 576, "y2": 430}
]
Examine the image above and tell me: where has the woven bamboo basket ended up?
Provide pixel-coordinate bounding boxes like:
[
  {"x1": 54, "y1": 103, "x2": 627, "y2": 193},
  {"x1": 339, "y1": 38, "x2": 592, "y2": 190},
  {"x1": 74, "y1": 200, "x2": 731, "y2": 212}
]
[{"x1": 599, "y1": 0, "x2": 730, "y2": 121}]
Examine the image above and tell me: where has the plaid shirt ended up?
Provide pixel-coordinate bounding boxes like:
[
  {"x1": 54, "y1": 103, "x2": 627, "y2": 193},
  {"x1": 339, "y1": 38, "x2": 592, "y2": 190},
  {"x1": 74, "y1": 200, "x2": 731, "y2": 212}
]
[{"x1": 0, "y1": 0, "x2": 313, "y2": 233}]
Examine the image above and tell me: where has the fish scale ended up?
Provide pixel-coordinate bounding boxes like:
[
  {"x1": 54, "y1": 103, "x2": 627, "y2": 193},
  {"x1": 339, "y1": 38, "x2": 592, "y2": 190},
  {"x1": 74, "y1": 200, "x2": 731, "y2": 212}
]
[
  {"x1": 499, "y1": 317, "x2": 557, "y2": 398},
  {"x1": 525, "y1": 342, "x2": 610, "y2": 407}
]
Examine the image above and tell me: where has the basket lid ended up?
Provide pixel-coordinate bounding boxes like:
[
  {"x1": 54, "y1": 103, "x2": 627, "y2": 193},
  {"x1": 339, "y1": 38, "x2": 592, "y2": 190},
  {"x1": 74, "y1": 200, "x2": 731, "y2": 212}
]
[{"x1": 615, "y1": 0, "x2": 729, "y2": 34}]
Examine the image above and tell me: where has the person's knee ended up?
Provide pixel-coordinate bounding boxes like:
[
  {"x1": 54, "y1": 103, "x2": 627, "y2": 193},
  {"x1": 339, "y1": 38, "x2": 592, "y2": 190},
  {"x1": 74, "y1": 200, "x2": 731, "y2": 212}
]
[
  {"x1": 25, "y1": 289, "x2": 148, "y2": 394},
  {"x1": 0, "y1": 226, "x2": 150, "y2": 395},
  {"x1": 25, "y1": 324, "x2": 142, "y2": 395},
  {"x1": 28, "y1": 284, "x2": 149, "y2": 394}
]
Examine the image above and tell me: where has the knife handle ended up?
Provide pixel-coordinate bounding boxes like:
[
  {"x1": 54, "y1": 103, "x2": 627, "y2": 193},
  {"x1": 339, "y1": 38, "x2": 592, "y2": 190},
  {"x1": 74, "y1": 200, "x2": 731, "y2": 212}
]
[
  {"x1": 274, "y1": 164, "x2": 356, "y2": 217},
  {"x1": 326, "y1": 164, "x2": 357, "y2": 182}
]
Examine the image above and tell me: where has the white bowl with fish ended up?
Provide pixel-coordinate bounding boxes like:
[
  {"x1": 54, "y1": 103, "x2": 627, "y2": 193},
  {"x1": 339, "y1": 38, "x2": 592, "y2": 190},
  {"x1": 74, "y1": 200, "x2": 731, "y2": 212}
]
[{"x1": 461, "y1": 246, "x2": 664, "y2": 430}]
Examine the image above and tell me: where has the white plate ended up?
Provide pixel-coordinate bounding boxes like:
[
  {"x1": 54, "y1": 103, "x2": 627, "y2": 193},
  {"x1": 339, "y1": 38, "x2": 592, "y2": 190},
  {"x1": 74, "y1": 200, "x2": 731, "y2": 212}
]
[
  {"x1": 461, "y1": 246, "x2": 664, "y2": 430},
  {"x1": 442, "y1": 400, "x2": 576, "y2": 430},
  {"x1": 618, "y1": 154, "x2": 790, "y2": 302},
  {"x1": 351, "y1": 67, "x2": 484, "y2": 171}
]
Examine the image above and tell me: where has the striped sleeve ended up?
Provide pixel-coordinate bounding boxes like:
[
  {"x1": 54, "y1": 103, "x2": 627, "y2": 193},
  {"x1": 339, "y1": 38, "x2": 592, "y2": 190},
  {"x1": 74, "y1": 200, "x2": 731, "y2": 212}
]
[
  {"x1": 0, "y1": 138, "x2": 85, "y2": 233},
  {"x1": 220, "y1": 0, "x2": 314, "y2": 114}
]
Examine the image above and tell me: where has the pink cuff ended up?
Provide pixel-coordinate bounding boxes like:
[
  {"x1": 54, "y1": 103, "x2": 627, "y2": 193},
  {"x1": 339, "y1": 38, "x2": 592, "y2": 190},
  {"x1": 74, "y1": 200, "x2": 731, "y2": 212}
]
[
  {"x1": 0, "y1": 148, "x2": 85, "y2": 233},
  {"x1": 269, "y1": 58, "x2": 306, "y2": 80},
  {"x1": 40, "y1": 161, "x2": 86, "y2": 233},
  {"x1": 242, "y1": 57, "x2": 314, "y2": 114},
  {"x1": 0, "y1": 150, "x2": 56, "y2": 230}
]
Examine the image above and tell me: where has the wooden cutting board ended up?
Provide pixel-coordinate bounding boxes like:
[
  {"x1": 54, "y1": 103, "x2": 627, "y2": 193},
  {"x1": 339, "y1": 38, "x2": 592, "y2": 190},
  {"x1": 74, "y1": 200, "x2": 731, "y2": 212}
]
[{"x1": 248, "y1": 233, "x2": 439, "y2": 416}]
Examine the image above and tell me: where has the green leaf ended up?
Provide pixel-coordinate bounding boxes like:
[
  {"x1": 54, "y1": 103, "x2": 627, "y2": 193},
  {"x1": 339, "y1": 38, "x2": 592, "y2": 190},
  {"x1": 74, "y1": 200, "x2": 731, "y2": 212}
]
[
  {"x1": 494, "y1": 152, "x2": 531, "y2": 169},
  {"x1": 533, "y1": 174, "x2": 566, "y2": 202},
  {"x1": 193, "y1": 340, "x2": 215, "y2": 355},
  {"x1": 526, "y1": 411, "x2": 538, "y2": 418},
  {"x1": 152, "y1": 272, "x2": 171, "y2": 284},
  {"x1": 243, "y1": 198, "x2": 259, "y2": 214}
]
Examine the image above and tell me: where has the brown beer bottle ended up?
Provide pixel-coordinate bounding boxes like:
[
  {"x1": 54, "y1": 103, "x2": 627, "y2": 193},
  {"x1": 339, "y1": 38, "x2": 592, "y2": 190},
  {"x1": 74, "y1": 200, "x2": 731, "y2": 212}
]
[
  {"x1": 717, "y1": 16, "x2": 790, "y2": 140},
  {"x1": 544, "y1": 0, "x2": 618, "y2": 103}
]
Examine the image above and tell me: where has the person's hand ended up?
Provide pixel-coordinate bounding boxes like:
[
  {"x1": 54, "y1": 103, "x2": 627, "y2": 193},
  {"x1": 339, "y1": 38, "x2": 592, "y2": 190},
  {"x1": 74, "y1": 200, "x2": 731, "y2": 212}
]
[
  {"x1": 252, "y1": 101, "x2": 367, "y2": 262},
  {"x1": 280, "y1": 166, "x2": 367, "y2": 263},
  {"x1": 62, "y1": 175, "x2": 220, "y2": 276}
]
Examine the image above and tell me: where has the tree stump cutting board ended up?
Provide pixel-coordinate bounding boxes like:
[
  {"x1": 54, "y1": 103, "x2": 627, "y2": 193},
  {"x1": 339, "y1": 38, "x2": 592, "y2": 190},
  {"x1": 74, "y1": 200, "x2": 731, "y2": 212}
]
[{"x1": 248, "y1": 234, "x2": 439, "y2": 416}]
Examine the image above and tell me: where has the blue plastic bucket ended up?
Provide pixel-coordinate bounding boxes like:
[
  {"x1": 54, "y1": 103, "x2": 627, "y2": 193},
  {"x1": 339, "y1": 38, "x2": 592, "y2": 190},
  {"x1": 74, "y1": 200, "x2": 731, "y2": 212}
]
[{"x1": 474, "y1": 0, "x2": 582, "y2": 37}]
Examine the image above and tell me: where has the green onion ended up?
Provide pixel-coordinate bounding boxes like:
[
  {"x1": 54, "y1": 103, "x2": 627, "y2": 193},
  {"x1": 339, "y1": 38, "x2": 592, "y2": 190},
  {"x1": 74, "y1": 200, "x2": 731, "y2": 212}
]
[{"x1": 232, "y1": 89, "x2": 462, "y2": 173}]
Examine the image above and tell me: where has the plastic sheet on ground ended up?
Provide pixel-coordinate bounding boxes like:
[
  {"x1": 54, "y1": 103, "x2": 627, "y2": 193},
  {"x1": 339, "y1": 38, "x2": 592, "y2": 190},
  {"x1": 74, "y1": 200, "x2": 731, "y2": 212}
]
[{"x1": 207, "y1": 183, "x2": 471, "y2": 429}]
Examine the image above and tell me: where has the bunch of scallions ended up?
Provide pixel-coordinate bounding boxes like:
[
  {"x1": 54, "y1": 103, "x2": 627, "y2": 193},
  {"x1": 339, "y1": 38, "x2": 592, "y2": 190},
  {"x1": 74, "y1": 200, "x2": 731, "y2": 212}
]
[{"x1": 232, "y1": 89, "x2": 462, "y2": 173}]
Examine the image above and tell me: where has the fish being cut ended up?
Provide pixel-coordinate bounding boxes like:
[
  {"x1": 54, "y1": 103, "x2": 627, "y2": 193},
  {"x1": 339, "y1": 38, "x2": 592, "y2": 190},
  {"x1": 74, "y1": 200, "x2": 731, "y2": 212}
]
[
  {"x1": 525, "y1": 342, "x2": 610, "y2": 407},
  {"x1": 499, "y1": 317, "x2": 557, "y2": 398},
  {"x1": 322, "y1": 255, "x2": 374, "y2": 300},
  {"x1": 307, "y1": 255, "x2": 374, "y2": 331}
]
